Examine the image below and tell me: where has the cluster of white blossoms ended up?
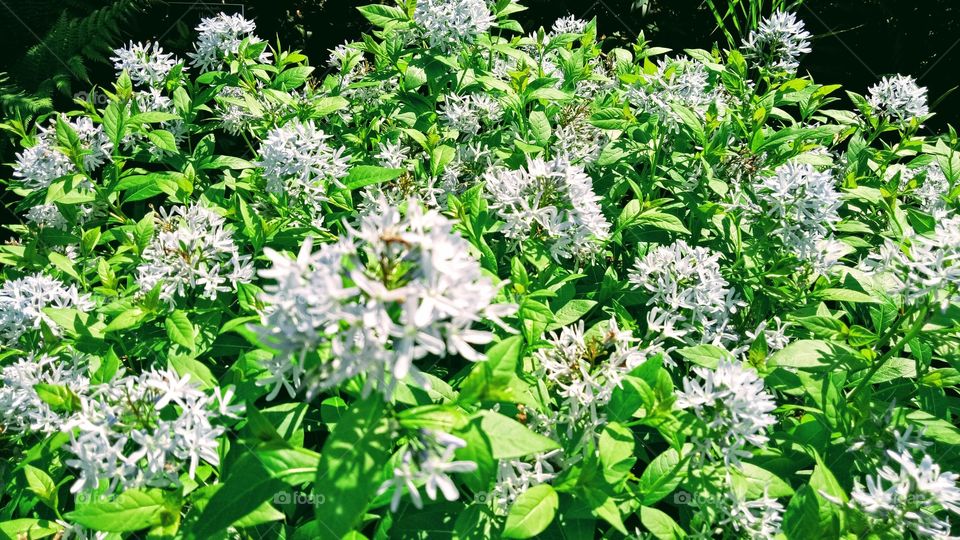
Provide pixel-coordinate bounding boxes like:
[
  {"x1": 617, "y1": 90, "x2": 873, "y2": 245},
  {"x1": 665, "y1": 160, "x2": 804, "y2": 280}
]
[
  {"x1": 111, "y1": 41, "x2": 180, "y2": 88},
  {"x1": 136, "y1": 204, "x2": 254, "y2": 304},
  {"x1": 25, "y1": 204, "x2": 68, "y2": 230},
  {"x1": 536, "y1": 319, "x2": 645, "y2": 439},
  {"x1": 258, "y1": 119, "x2": 350, "y2": 213},
  {"x1": 440, "y1": 142, "x2": 494, "y2": 195},
  {"x1": 911, "y1": 163, "x2": 952, "y2": 215},
  {"x1": 625, "y1": 57, "x2": 724, "y2": 133},
  {"x1": 13, "y1": 115, "x2": 112, "y2": 190},
  {"x1": 484, "y1": 156, "x2": 611, "y2": 261},
  {"x1": 188, "y1": 13, "x2": 267, "y2": 72},
  {"x1": 0, "y1": 352, "x2": 90, "y2": 433},
  {"x1": 439, "y1": 93, "x2": 503, "y2": 138},
  {"x1": 492, "y1": 449, "x2": 561, "y2": 513},
  {"x1": 375, "y1": 139, "x2": 411, "y2": 170},
  {"x1": 868, "y1": 74, "x2": 929, "y2": 125},
  {"x1": 0, "y1": 273, "x2": 94, "y2": 344},
  {"x1": 691, "y1": 486, "x2": 785, "y2": 540},
  {"x1": 378, "y1": 430, "x2": 477, "y2": 511},
  {"x1": 629, "y1": 240, "x2": 743, "y2": 348},
  {"x1": 753, "y1": 161, "x2": 846, "y2": 270},
  {"x1": 65, "y1": 369, "x2": 241, "y2": 493},
  {"x1": 846, "y1": 448, "x2": 960, "y2": 539},
  {"x1": 676, "y1": 359, "x2": 777, "y2": 465},
  {"x1": 255, "y1": 198, "x2": 515, "y2": 400},
  {"x1": 412, "y1": 0, "x2": 495, "y2": 53},
  {"x1": 866, "y1": 214, "x2": 960, "y2": 310},
  {"x1": 742, "y1": 11, "x2": 812, "y2": 74}
]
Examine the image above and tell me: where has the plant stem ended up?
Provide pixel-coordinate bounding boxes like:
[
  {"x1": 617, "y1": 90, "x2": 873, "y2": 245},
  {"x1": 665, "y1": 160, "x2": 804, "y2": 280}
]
[{"x1": 848, "y1": 302, "x2": 930, "y2": 400}]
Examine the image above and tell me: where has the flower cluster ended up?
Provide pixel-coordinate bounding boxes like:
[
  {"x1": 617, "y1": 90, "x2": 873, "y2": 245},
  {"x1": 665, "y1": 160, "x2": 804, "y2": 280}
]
[
  {"x1": 255, "y1": 198, "x2": 515, "y2": 400},
  {"x1": 626, "y1": 57, "x2": 723, "y2": 132},
  {"x1": 188, "y1": 13, "x2": 266, "y2": 72},
  {"x1": 378, "y1": 430, "x2": 478, "y2": 511},
  {"x1": 412, "y1": 0, "x2": 495, "y2": 53},
  {"x1": 0, "y1": 352, "x2": 90, "y2": 433},
  {"x1": 629, "y1": 240, "x2": 742, "y2": 348},
  {"x1": 868, "y1": 74, "x2": 929, "y2": 125},
  {"x1": 752, "y1": 161, "x2": 845, "y2": 271},
  {"x1": 65, "y1": 369, "x2": 240, "y2": 493},
  {"x1": 258, "y1": 118, "x2": 351, "y2": 215},
  {"x1": 743, "y1": 11, "x2": 812, "y2": 74},
  {"x1": 676, "y1": 359, "x2": 777, "y2": 465},
  {"x1": 0, "y1": 273, "x2": 94, "y2": 344},
  {"x1": 136, "y1": 204, "x2": 254, "y2": 304},
  {"x1": 111, "y1": 41, "x2": 180, "y2": 88},
  {"x1": 484, "y1": 156, "x2": 610, "y2": 261},
  {"x1": 847, "y1": 448, "x2": 960, "y2": 538},
  {"x1": 535, "y1": 319, "x2": 645, "y2": 438},
  {"x1": 440, "y1": 93, "x2": 503, "y2": 138},
  {"x1": 13, "y1": 115, "x2": 112, "y2": 190}
]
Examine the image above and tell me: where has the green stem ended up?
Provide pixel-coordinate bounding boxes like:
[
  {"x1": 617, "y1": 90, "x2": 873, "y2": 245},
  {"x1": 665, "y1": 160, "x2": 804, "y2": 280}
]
[{"x1": 848, "y1": 302, "x2": 930, "y2": 400}]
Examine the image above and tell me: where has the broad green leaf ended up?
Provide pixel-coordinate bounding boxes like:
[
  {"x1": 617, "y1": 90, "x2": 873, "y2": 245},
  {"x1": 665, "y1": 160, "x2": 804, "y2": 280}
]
[
  {"x1": 502, "y1": 484, "x2": 559, "y2": 539},
  {"x1": 476, "y1": 410, "x2": 560, "y2": 459},
  {"x1": 165, "y1": 310, "x2": 196, "y2": 350},
  {"x1": 66, "y1": 488, "x2": 174, "y2": 533}
]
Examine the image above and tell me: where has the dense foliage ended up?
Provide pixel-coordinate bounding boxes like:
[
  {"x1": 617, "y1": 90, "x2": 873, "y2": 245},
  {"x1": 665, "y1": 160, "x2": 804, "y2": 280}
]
[{"x1": 1, "y1": 1, "x2": 959, "y2": 538}]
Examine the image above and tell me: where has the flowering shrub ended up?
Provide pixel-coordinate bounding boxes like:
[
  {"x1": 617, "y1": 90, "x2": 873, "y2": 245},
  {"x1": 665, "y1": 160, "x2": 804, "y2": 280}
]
[{"x1": 0, "y1": 1, "x2": 959, "y2": 538}]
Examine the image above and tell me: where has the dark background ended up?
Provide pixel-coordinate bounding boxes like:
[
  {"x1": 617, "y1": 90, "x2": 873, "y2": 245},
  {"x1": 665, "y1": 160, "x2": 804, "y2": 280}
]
[{"x1": 1, "y1": 0, "x2": 957, "y2": 131}]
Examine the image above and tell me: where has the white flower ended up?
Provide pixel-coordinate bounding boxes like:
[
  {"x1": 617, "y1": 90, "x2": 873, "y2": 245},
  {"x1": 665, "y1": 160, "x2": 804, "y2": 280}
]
[
  {"x1": 0, "y1": 352, "x2": 90, "y2": 433},
  {"x1": 899, "y1": 162, "x2": 952, "y2": 215},
  {"x1": 136, "y1": 203, "x2": 254, "y2": 304},
  {"x1": 484, "y1": 155, "x2": 610, "y2": 261},
  {"x1": 25, "y1": 204, "x2": 68, "y2": 230},
  {"x1": 188, "y1": 13, "x2": 267, "y2": 72},
  {"x1": 720, "y1": 488, "x2": 785, "y2": 540},
  {"x1": 375, "y1": 140, "x2": 410, "y2": 169},
  {"x1": 743, "y1": 12, "x2": 812, "y2": 74},
  {"x1": 215, "y1": 86, "x2": 257, "y2": 135},
  {"x1": 258, "y1": 119, "x2": 350, "y2": 212},
  {"x1": 754, "y1": 162, "x2": 843, "y2": 267},
  {"x1": 255, "y1": 198, "x2": 516, "y2": 400},
  {"x1": 0, "y1": 273, "x2": 93, "y2": 344},
  {"x1": 625, "y1": 57, "x2": 724, "y2": 132},
  {"x1": 551, "y1": 16, "x2": 589, "y2": 35},
  {"x1": 868, "y1": 74, "x2": 929, "y2": 125},
  {"x1": 865, "y1": 214, "x2": 960, "y2": 310},
  {"x1": 377, "y1": 430, "x2": 477, "y2": 512},
  {"x1": 13, "y1": 115, "x2": 112, "y2": 190},
  {"x1": 676, "y1": 359, "x2": 777, "y2": 465},
  {"x1": 64, "y1": 369, "x2": 235, "y2": 493},
  {"x1": 554, "y1": 105, "x2": 608, "y2": 165},
  {"x1": 629, "y1": 240, "x2": 743, "y2": 348},
  {"x1": 536, "y1": 319, "x2": 646, "y2": 439},
  {"x1": 849, "y1": 448, "x2": 960, "y2": 539},
  {"x1": 413, "y1": 0, "x2": 495, "y2": 53},
  {"x1": 492, "y1": 450, "x2": 561, "y2": 514},
  {"x1": 440, "y1": 93, "x2": 503, "y2": 138},
  {"x1": 111, "y1": 41, "x2": 180, "y2": 87}
]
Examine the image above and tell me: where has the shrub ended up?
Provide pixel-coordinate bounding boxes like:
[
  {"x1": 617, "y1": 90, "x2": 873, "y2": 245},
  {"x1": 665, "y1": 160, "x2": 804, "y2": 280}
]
[{"x1": 0, "y1": 1, "x2": 958, "y2": 538}]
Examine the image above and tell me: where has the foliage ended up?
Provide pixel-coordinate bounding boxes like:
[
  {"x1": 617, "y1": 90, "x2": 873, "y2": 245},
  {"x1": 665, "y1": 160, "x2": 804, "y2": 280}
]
[{"x1": 0, "y1": 1, "x2": 959, "y2": 539}]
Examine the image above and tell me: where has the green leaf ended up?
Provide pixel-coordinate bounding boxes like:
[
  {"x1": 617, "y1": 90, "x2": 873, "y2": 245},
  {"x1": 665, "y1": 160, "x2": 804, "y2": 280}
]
[
  {"x1": 274, "y1": 66, "x2": 315, "y2": 90},
  {"x1": 528, "y1": 110, "x2": 552, "y2": 145},
  {"x1": 48, "y1": 252, "x2": 80, "y2": 281},
  {"x1": 548, "y1": 299, "x2": 596, "y2": 330},
  {"x1": 344, "y1": 165, "x2": 404, "y2": 189},
  {"x1": 598, "y1": 422, "x2": 636, "y2": 485},
  {"x1": 635, "y1": 210, "x2": 690, "y2": 235},
  {"x1": 146, "y1": 130, "x2": 178, "y2": 153},
  {"x1": 33, "y1": 383, "x2": 81, "y2": 413},
  {"x1": 130, "y1": 111, "x2": 181, "y2": 124},
  {"x1": 66, "y1": 488, "x2": 173, "y2": 533},
  {"x1": 165, "y1": 310, "x2": 196, "y2": 350},
  {"x1": 168, "y1": 353, "x2": 216, "y2": 389},
  {"x1": 676, "y1": 344, "x2": 733, "y2": 369},
  {"x1": 23, "y1": 465, "x2": 58, "y2": 510},
  {"x1": 357, "y1": 4, "x2": 407, "y2": 27},
  {"x1": 639, "y1": 506, "x2": 685, "y2": 539},
  {"x1": 314, "y1": 394, "x2": 393, "y2": 540},
  {"x1": 0, "y1": 519, "x2": 63, "y2": 540},
  {"x1": 638, "y1": 448, "x2": 687, "y2": 505},
  {"x1": 105, "y1": 308, "x2": 145, "y2": 333},
  {"x1": 476, "y1": 410, "x2": 560, "y2": 459},
  {"x1": 190, "y1": 455, "x2": 287, "y2": 538},
  {"x1": 502, "y1": 484, "x2": 559, "y2": 539},
  {"x1": 819, "y1": 288, "x2": 877, "y2": 303},
  {"x1": 768, "y1": 340, "x2": 853, "y2": 370}
]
